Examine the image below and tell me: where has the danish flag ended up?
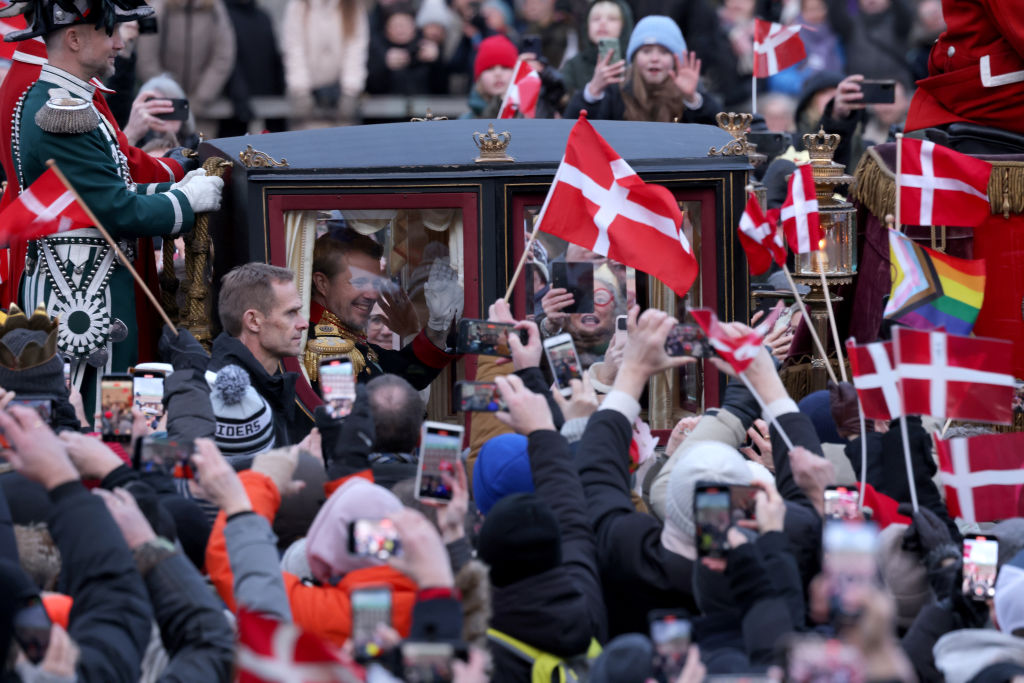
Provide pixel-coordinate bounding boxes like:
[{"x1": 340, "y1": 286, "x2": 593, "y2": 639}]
[
  {"x1": 499, "y1": 59, "x2": 542, "y2": 119},
  {"x1": 898, "y1": 137, "x2": 992, "y2": 228},
  {"x1": 935, "y1": 433, "x2": 1024, "y2": 524},
  {"x1": 893, "y1": 326, "x2": 1015, "y2": 424},
  {"x1": 737, "y1": 191, "x2": 785, "y2": 275},
  {"x1": 236, "y1": 610, "x2": 364, "y2": 683},
  {"x1": 0, "y1": 167, "x2": 91, "y2": 247},
  {"x1": 535, "y1": 115, "x2": 698, "y2": 296},
  {"x1": 845, "y1": 338, "x2": 902, "y2": 420},
  {"x1": 753, "y1": 19, "x2": 806, "y2": 77},
  {"x1": 780, "y1": 164, "x2": 823, "y2": 254},
  {"x1": 689, "y1": 308, "x2": 764, "y2": 374}
]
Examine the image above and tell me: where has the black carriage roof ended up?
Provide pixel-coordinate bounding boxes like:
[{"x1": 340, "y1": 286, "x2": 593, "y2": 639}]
[{"x1": 201, "y1": 118, "x2": 751, "y2": 177}]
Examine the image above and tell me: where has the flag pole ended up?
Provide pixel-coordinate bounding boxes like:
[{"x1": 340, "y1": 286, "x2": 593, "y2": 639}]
[
  {"x1": 818, "y1": 270, "x2": 848, "y2": 382},
  {"x1": 751, "y1": 76, "x2": 757, "y2": 114},
  {"x1": 46, "y1": 159, "x2": 177, "y2": 331},
  {"x1": 783, "y1": 265, "x2": 839, "y2": 384},
  {"x1": 739, "y1": 372, "x2": 794, "y2": 450},
  {"x1": 503, "y1": 229, "x2": 540, "y2": 303},
  {"x1": 858, "y1": 404, "x2": 869, "y2": 513},
  {"x1": 895, "y1": 132, "x2": 903, "y2": 232},
  {"x1": 898, "y1": 413, "x2": 920, "y2": 512}
]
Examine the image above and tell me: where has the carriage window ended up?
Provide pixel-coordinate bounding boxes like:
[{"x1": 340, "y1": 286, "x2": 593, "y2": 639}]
[{"x1": 283, "y1": 207, "x2": 465, "y2": 419}]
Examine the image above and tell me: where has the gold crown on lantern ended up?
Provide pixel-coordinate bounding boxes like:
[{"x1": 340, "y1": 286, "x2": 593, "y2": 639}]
[
  {"x1": 803, "y1": 127, "x2": 841, "y2": 163},
  {"x1": 716, "y1": 112, "x2": 754, "y2": 140},
  {"x1": 473, "y1": 123, "x2": 514, "y2": 163}
]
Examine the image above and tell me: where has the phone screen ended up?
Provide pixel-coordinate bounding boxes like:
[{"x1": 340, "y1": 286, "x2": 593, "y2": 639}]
[
  {"x1": 550, "y1": 261, "x2": 595, "y2": 313},
  {"x1": 824, "y1": 487, "x2": 861, "y2": 520},
  {"x1": 132, "y1": 373, "x2": 165, "y2": 418},
  {"x1": 650, "y1": 614, "x2": 690, "y2": 680},
  {"x1": 349, "y1": 518, "x2": 402, "y2": 559},
  {"x1": 63, "y1": 361, "x2": 71, "y2": 389},
  {"x1": 455, "y1": 381, "x2": 505, "y2": 412},
  {"x1": 544, "y1": 336, "x2": 582, "y2": 394},
  {"x1": 402, "y1": 642, "x2": 456, "y2": 683},
  {"x1": 320, "y1": 359, "x2": 356, "y2": 418},
  {"x1": 100, "y1": 376, "x2": 133, "y2": 440},
  {"x1": 785, "y1": 636, "x2": 864, "y2": 683},
  {"x1": 695, "y1": 487, "x2": 731, "y2": 558},
  {"x1": 351, "y1": 587, "x2": 392, "y2": 647},
  {"x1": 416, "y1": 423, "x2": 463, "y2": 502},
  {"x1": 823, "y1": 520, "x2": 879, "y2": 617},
  {"x1": 597, "y1": 37, "x2": 621, "y2": 64},
  {"x1": 963, "y1": 535, "x2": 999, "y2": 600},
  {"x1": 456, "y1": 320, "x2": 516, "y2": 357},
  {"x1": 138, "y1": 436, "x2": 195, "y2": 479}
]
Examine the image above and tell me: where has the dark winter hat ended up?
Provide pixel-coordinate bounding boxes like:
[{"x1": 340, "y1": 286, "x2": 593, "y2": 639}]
[
  {"x1": 477, "y1": 493, "x2": 561, "y2": 588},
  {"x1": 589, "y1": 634, "x2": 654, "y2": 683},
  {"x1": 206, "y1": 365, "x2": 275, "y2": 468},
  {"x1": 795, "y1": 70, "x2": 843, "y2": 120},
  {"x1": 4, "y1": 0, "x2": 152, "y2": 41},
  {"x1": 798, "y1": 389, "x2": 843, "y2": 444},
  {"x1": 472, "y1": 433, "x2": 533, "y2": 516},
  {"x1": 473, "y1": 34, "x2": 518, "y2": 80}
]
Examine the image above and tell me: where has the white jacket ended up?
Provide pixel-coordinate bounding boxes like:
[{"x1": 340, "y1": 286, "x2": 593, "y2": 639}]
[{"x1": 280, "y1": 0, "x2": 369, "y2": 98}]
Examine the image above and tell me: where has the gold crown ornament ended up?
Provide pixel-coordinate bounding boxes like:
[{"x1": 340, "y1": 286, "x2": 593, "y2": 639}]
[
  {"x1": 0, "y1": 304, "x2": 60, "y2": 370},
  {"x1": 473, "y1": 123, "x2": 513, "y2": 163}
]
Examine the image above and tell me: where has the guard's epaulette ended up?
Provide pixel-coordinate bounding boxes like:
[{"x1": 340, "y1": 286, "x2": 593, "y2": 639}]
[{"x1": 34, "y1": 89, "x2": 100, "y2": 135}]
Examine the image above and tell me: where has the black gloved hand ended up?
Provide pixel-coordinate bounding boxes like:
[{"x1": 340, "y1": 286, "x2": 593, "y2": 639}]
[
  {"x1": 318, "y1": 384, "x2": 375, "y2": 480},
  {"x1": 828, "y1": 380, "x2": 863, "y2": 440},
  {"x1": 899, "y1": 503, "x2": 954, "y2": 557},
  {"x1": 158, "y1": 325, "x2": 209, "y2": 372},
  {"x1": 164, "y1": 146, "x2": 199, "y2": 174}
]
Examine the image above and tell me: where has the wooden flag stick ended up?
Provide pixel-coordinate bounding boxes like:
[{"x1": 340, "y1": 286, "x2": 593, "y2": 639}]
[
  {"x1": 818, "y1": 269, "x2": 848, "y2": 382},
  {"x1": 898, "y1": 413, "x2": 921, "y2": 512},
  {"x1": 858, "y1": 404, "x2": 869, "y2": 512},
  {"x1": 503, "y1": 228, "x2": 540, "y2": 303},
  {"x1": 895, "y1": 132, "x2": 904, "y2": 232},
  {"x1": 47, "y1": 159, "x2": 176, "y2": 331},
  {"x1": 783, "y1": 265, "x2": 839, "y2": 384},
  {"x1": 739, "y1": 372, "x2": 794, "y2": 451}
]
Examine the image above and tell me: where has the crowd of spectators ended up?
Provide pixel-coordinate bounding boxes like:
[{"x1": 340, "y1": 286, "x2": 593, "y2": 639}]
[{"x1": 9, "y1": 0, "x2": 942, "y2": 139}]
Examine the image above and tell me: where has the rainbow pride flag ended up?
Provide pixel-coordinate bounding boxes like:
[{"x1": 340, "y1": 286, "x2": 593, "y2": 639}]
[{"x1": 884, "y1": 230, "x2": 986, "y2": 335}]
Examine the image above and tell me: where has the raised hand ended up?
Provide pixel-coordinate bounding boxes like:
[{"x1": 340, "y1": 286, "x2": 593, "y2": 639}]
[
  {"x1": 494, "y1": 374, "x2": 556, "y2": 435},
  {"x1": 585, "y1": 48, "x2": 626, "y2": 100},
  {"x1": 672, "y1": 52, "x2": 702, "y2": 102}
]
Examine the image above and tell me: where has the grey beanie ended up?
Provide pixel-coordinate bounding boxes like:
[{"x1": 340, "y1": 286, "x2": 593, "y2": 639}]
[
  {"x1": 664, "y1": 441, "x2": 755, "y2": 539},
  {"x1": 206, "y1": 365, "x2": 274, "y2": 467}
]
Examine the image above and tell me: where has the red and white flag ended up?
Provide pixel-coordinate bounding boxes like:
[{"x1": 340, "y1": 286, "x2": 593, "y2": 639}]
[
  {"x1": 737, "y1": 191, "x2": 785, "y2": 275},
  {"x1": 780, "y1": 164, "x2": 823, "y2": 254},
  {"x1": 499, "y1": 59, "x2": 541, "y2": 119},
  {"x1": 689, "y1": 308, "x2": 764, "y2": 374},
  {"x1": 846, "y1": 338, "x2": 902, "y2": 420},
  {"x1": 898, "y1": 137, "x2": 992, "y2": 227},
  {"x1": 536, "y1": 115, "x2": 698, "y2": 296},
  {"x1": 753, "y1": 19, "x2": 806, "y2": 77},
  {"x1": 894, "y1": 326, "x2": 1015, "y2": 424},
  {"x1": 0, "y1": 167, "x2": 91, "y2": 247},
  {"x1": 935, "y1": 433, "x2": 1024, "y2": 524},
  {"x1": 236, "y1": 610, "x2": 364, "y2": 683}
]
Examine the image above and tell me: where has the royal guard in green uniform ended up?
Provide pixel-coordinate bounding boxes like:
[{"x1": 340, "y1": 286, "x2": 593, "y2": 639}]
[
  {"x1": 5, "y1": 0, "x2": 223, "y2": 403},
  {"x1": 303, "y1": 228, "x2": 462, "y2": 390}
]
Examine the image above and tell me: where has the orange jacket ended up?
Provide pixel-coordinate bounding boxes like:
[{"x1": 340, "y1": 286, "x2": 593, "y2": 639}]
[{"x1": 205, "y1": 470, "x2": 418, "y2": 646}]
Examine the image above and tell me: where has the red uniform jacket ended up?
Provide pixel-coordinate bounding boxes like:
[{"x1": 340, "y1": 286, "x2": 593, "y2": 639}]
[
  {"x1": 907, "y1": 0, "x2": 1024, "y2": 134},
  {"x1": 0, "y1": 36, "x2": 185, "y2": 357}
]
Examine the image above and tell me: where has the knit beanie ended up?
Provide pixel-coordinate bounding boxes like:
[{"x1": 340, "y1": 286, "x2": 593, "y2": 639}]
[
  {"x1": 472, "y1": 433, "x2": 534, "y2": 515},
  {"x1": 664, "y1": 441, "x2": 755, "y2": 540},
  {"x1": 626, "y1": 15, "x2": 686, "y2": 63},
  {"x1": 474, "y1": 34, "x2": 518, "y2": 80},
  {"x1": 996, "y1": 548, "x2": 1024, "y2": 635},
  {"x1": 305, "y1": 477, "x2": 404, "y2": 585},
  {"x1": 589, "y1": 634, "x2": 655, "y2": 683},
  {"x1": 206, "y1": 365, "x2": 274, "y2": 468},
  {"x1": 875, "y1": 523, "x2": 932, "y2": 629},
  {"x1": 415, "y1": 0, "x2": 449, "y2": 28},
  {"x1": 477, "y1": 492, "x2": 561, "y2": 587},
  {"x1": 799, "y1": 389, "x2": 843, "y2": 444}
]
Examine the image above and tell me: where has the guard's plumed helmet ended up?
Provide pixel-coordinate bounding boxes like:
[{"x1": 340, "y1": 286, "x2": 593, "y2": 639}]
[{"x1": 1, "y1": 0, "x2": 152, "y2": 42}]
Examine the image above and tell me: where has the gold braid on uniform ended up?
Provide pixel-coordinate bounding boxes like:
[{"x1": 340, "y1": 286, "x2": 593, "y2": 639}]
[
  {"x1": 35, "y1": 96, "x2": 100, "y2": 135},
  {"x1": 303, "y1": 308, "x2": 378, "y2": 381}
]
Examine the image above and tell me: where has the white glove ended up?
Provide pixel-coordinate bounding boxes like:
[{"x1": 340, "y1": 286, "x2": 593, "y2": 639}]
[
  {"x1": 424, "y1": 257, "x2": 463, "y2": 332},
  {"x1": 170, "y1": 168, "x2": 207, "y2": 191},
  {"x1": 177, "y1": 175, "x2": 224, "y2": 214}
]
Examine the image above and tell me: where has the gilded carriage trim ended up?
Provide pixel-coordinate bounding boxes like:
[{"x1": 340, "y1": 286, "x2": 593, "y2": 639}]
[
  {"x1": 473, "y1": 124, "x2": 514, "y2": 163},
  {"x1": 239, "y1": 145, "x2": 289, "y2": 168}
]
